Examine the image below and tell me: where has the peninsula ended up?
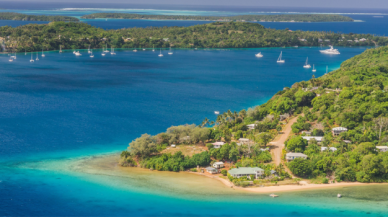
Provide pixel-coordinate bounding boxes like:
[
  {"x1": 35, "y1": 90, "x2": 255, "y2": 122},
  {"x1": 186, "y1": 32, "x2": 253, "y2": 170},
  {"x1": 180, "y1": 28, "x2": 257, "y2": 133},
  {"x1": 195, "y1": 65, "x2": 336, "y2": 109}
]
[
  {"x1": 0, "y1": 21, "x2": 385, "y2": 53},
  {"x1": 0, "y1": 12, "x2": 79, "y2": 22},
  {"x1": 120, "y1": 45, "x2": 388, "y2": 190},
  {"x1": 81, "y1": 13, "x2": 354, "y2": 22}
]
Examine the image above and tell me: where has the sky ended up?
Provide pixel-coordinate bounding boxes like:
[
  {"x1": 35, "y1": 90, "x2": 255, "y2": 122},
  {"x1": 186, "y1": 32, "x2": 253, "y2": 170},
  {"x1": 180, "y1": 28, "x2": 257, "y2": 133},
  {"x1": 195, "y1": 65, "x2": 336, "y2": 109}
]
[{"x1": 1, "y1": 0, "x2": 388, "y2": 9}]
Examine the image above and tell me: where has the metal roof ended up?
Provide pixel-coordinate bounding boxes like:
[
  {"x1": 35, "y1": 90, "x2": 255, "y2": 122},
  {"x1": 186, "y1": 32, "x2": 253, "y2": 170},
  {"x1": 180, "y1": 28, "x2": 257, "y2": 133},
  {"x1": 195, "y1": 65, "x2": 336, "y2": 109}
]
[
  {"x1": 228, "y1": 167, "x2": 264, "y2": 175},
  {"x1": 286, "y1": 153, "x2": 307, "y2": 157}
]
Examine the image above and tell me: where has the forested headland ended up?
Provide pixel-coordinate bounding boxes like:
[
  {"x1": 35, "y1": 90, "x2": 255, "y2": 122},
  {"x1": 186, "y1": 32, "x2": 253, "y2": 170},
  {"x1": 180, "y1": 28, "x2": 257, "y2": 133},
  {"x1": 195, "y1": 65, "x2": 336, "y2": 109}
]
[
  {"x1": 81, "y1": 13, "x2": 354, "y2": 22},
  {"x1": 0, "y1": 21, "x2": 385, "y2": 53},
  {"x1": 0, "y1": 12, "x2": 79, "y2": 22},
  {"x1": 121, "y1": 45, "x2": 388, "y2": 184}
]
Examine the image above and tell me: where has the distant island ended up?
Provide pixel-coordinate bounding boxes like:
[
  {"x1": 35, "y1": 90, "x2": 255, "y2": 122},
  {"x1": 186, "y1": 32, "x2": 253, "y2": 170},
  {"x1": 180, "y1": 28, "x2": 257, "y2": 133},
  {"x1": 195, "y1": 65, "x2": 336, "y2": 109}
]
[
  {"x1": 0, "y1": 12, "x2": 79, "y2": 22},
  {"x1": 120, "y1": 45, "x2": 388, "y2": 190},
  {"x1": 0, "y1": 21, "x2": 385, "y2": 53},
  {"x1": 81, "y1": 13, "x2": 354, "y2": 22}
]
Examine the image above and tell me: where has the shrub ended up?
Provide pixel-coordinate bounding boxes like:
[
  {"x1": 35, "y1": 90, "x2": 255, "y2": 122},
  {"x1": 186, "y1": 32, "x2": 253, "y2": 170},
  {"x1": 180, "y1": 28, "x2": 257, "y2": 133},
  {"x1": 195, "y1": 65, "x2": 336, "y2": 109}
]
[
  {"x1": 190, "y1": 168, "x2": 198, "y2": 172},
  {"x1": 322, "y1": 177, "x2": 329, "y2": 184},
  {"x1": 221, "y1": 169, "x2": 227, "y2": 176}
]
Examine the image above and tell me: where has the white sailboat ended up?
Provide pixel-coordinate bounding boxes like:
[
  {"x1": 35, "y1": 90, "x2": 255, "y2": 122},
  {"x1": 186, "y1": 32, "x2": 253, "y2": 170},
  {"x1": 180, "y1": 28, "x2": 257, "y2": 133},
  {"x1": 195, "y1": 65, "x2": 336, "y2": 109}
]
[
  {"x1": 75, "y1": 51, "x2": 82, "y2": 56},
  {"x1": 133, "y1": 47, "x2": 138, "y2": 52},
  {"x1": 36, "y1": 53, "x2": 39, "y2": 61},
  {"x1": 152, "y1": 45, "x2": 155, "y2": 52},
  {"x1": 104, "y1": 45, "x2": 109, "y2": 53},
  {"x1": 142, "y1": 46, "x2": 145, "y2": 51},
  {"x1": 41, "y1": 49, "x2": 45, "y2": 57},
  {"x1": 111, "y1": 47, "x2": 116, "y2": 55},
  {"x1": 312, "y1": 64, "x2": 316, "y2": 72},
  {"x1": 158, "y1": 49, "x2": 163, "y2": 57},
  {"x1": 88, "y1": 45, "x2": 91, "y2": 54},
  {"x1": 303, "y1": 57, "x2": 311, "y2": 68},
  {"x1": 59, "y1": 45, "x2": 62, "y2": 53},
  {"x1": 168, "y1": 46, "x2": 173, "y2": 55},
  {"x1": 277, "y1": 51, "x2": 285, "y2": 63},
  {"x1": 25, "y1": 49, "x2": 27, "y2": 55},
  {"x1": 30, "y1": 53, "x2": 34, "y2": 63},
  {"x1": 90, "y1": 50, "x2": 94, "y2": 58},
  {"x1": 255, "y1": 52, "x2": 263, "y2": 58}
]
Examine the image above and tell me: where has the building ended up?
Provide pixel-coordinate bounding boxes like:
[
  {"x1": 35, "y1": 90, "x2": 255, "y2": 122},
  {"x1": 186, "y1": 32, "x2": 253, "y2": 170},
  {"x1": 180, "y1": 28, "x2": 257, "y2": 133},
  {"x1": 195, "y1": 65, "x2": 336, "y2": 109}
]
[
  {"x1": 332, "y1": 127, "x2": 348, "y2": 136},
  {"x1": 213, "y1": 162, "x2": 224, "y2": 169},
  {"x1": 246, "y1": 124, "x2": 257, "y2": 130},
  {"x1": 359, "y1": 38, "x2": 367, "y2": 42},
  {"x1": 238, "y1": 138, "x2": 251, "y2": 144},
  {"x1": 286, "y1": 153, "x2": 307, "y2": 161},
  {"x1": 212, "y1": 142, "x2": 225, "y2": 149},
  {"x1": 302, "y1": 136, "x2": 324, "y2": 142},
  {"x1": 228, "y1": 167, "x2": 264, "y2": 179},
  {"x1": 321, "y1": 147, "x2": 337, "y2": 152},
  {"x1": 301, "y1": 131, "x2": 312, "y2": 136},
  {"x1": 343, "y1": 140, "x2": 352, "y2": 144},
  {"x1": 171, "y1": 144, "x2": 176, "y2": 148},
  {"x1": 206, "y1": 167, "x2": 218, "y2": 174},
  {"x1": 376, "y1": 146, "x2": 388, "y2": 152}
]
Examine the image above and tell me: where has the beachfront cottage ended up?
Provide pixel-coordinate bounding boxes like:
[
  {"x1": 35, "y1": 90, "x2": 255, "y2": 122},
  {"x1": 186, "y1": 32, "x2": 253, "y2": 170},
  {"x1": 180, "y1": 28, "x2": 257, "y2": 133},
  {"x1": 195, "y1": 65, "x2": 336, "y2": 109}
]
[
  {"x1": 376, "y1": 146, "x2": 388, "y2": 152},
  {"x1": 212, "y1": 142, "x2": 225, "y2": 149},
  {"x1": 286, "y1": 153, "x2": 307, "y2": 161},
  {"x1": 171, "y1": 144, "x2": 176, "y2": 148},
  {"x1": 246, "y1": 124, "x2": 257, "y2": 130},
  {"x1": 332, "y1": 127, "x2": 348, "y2": 136},
  {"x1": 206, "y1": 167, "x2": 218, "y2": 174},
  {"x1": 213, "y1": 162, "x2": 224, "y2": 169},
  {"x1": 302, "y1": 136, "x2": 324, "y2": 142},
  {"x1": 228, "y1": 167, "x2": 264, "y2": 179}
]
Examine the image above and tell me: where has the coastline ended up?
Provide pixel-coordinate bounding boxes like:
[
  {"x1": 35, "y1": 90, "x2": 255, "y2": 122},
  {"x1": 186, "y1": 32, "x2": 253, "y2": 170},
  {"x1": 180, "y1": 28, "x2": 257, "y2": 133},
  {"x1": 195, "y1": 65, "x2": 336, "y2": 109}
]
[{"x1": 72, "y1": 153, "x2": 388, "y2": 195}]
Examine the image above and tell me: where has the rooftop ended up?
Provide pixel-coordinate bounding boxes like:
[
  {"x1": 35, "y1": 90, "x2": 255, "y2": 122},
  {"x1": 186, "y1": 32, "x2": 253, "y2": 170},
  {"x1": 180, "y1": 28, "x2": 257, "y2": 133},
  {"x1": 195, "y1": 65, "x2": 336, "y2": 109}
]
[
  {"x1": 376, "y1": 146, "x2": 388, "y2": 149},
  {"x1": 302, "y1": 136, "x2": 324, "y2": 141},
  {"x1": 213, "y1": 162, "x2": 224, "y2": 165},
  {"x1": 286, "y1": 153, "x2": 307, "y2": 157},
  {"x1": 332, "y1": 127, "x2": 348, "y2": 131},
  {"x1": 228, "y1": 167, "x2": 264, "y2": 175},
  {"x1": 206, "y1": 167, "x2": 217, "y2": 171}
]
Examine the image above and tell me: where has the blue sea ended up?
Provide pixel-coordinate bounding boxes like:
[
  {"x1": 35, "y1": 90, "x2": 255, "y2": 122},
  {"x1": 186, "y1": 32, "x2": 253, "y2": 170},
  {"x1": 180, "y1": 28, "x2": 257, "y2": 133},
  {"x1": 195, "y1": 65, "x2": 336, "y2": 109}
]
[{"x1": 1, "y1": 2, "x2": 388, "y2": 216}]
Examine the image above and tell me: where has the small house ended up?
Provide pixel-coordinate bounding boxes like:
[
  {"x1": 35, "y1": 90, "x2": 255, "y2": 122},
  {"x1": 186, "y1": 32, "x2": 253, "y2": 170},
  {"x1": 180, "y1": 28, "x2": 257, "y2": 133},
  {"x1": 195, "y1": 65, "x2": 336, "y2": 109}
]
[
  {"x1": 246, "y1": 124, "x2": 257, "y2": 130},
  {"x1": 228, "y1": 167, "x2": 264, "y2": 179},
  {"x1": 302, "y1": 136, "x2": 324, "y2": 142},
  {"x1": 206, "y1": 167, "x2": 218, "y2": 174},
  {"x1": 321, "y1": 147, "x2": 337, "y2": 152},
  {"x1": 171, "y1": 144, "x2": 176, "y2": 148},
  {"x1": 343, "y1": 140, "x2": 352, "y2": 144},
  {"x1": 301, "y1": 131, "x2": 312, "y2": 136},
  {"x1": 213, "y1": 162, "x2": 224, "y2": 169},
  {"x1": 270, "y1": 170, "x2": 278, "y2": 177},
  {"x1": 376, "y1": 146, "x2": 388, "y2": 152},
  {"x1": 332, "y1": 127, "x2": 348, "y2": 136},
  {"x1": 238, "y1": 138, "x2": 251, "y2": 144},
  {"x1": 212, "y1": 141, "x2": 225, "y2": 149},
  {"x1": 286, "y1": 153, "x2": 307, "y2": 161}
]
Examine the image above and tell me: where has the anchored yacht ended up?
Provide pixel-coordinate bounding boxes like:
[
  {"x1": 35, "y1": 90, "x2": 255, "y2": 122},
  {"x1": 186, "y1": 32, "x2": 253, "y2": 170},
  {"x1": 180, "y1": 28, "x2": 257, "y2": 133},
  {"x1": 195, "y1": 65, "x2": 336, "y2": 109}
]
[
  {"x1": 320, "y1": 46, "x2": 340, "y2": 55},
  {"x1": 158, "y1": 49, "x2": 163, "y2": 57},
  {"x1": 255, "y1": 52, "x2": 263, "y2": 58},
  {"x1": 303, "y1": 57, "x2": 311, "y2": 68},
  {"x1": 277, "y1": 51, "x2": 285, "y2": 63},
  {"x1": 312, "y1": 64, "x2": 316, "y2": 72}
]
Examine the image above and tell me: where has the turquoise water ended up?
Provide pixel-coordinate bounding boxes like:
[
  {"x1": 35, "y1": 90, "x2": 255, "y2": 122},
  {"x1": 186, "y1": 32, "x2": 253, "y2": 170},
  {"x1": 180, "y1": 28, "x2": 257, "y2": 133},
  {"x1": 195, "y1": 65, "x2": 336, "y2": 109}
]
[{"x1": 2, "y1": 47, "x2": 388, "y2": 216}]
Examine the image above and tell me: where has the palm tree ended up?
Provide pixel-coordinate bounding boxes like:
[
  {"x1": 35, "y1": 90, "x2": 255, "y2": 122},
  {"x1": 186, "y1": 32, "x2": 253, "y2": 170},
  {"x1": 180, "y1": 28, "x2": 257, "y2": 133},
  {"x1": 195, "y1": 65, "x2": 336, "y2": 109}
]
[{"x1": 201, "y1": 118, "x2": 209, "y2": 127}]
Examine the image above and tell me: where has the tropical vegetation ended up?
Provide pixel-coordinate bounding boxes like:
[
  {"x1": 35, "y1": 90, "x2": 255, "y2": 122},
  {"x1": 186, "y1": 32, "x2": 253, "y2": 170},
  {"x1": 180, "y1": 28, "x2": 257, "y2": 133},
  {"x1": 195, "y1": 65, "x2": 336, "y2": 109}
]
[
  {"x1": 0, "y1": 12, "x2": 79, "y2": 22},
  {"x1": 1, "y1": 21, "x2": 386, "y2": 53}
]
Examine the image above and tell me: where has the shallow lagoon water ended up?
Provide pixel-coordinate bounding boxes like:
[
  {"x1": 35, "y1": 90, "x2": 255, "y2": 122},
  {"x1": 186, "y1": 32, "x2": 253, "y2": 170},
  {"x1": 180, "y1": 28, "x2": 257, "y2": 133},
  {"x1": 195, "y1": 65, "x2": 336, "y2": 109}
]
[{"x1": 1, "y1": 47, "x2": 388, "y2": 216}]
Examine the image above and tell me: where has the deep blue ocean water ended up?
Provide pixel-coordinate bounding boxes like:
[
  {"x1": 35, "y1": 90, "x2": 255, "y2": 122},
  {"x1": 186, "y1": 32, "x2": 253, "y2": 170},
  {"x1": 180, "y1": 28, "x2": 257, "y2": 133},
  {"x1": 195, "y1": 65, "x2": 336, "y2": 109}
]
[
  {"x1": 2, "y1": 47, "x2": 388, "y2": 216},
  {"x1": 1, "y1": 2, "x2": 388, "y2": 216}
]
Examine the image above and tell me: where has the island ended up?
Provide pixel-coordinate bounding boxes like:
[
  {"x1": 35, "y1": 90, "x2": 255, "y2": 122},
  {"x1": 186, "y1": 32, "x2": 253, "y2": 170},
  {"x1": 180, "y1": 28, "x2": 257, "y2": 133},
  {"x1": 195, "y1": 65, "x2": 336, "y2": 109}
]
[
  {"x1": 81, "y1": 13, "x2": 354, "y2": 22},
  {"x1": 0, "y1": 21, "x2": 386, "y2": 53},
  {"x1": 120, "y1": 45, "x2": 388, "y2": 191},
  {"x1": 0, "y1": 12, "x2": 79, "y2": 22}
]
